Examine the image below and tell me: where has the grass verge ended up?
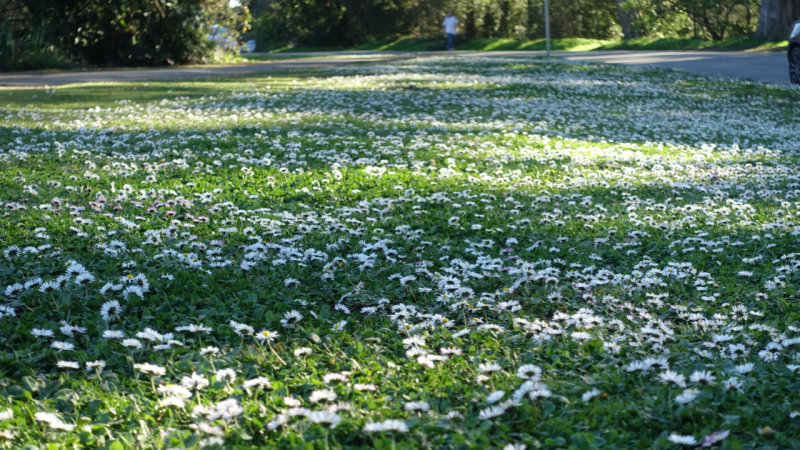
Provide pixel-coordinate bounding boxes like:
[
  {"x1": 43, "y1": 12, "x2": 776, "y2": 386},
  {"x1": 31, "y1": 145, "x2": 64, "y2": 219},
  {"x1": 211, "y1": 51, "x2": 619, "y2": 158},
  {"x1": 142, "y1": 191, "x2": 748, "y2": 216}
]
[{"x1": 253, "y1": 36, "x2": 788, "y2": 54}]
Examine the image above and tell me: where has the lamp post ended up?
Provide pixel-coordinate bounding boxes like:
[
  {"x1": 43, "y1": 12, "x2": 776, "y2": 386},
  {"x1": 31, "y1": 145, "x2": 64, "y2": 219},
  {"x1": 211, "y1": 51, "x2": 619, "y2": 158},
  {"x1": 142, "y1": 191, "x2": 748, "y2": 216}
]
[{"x1": 544, "y1": 0, "x2": 550, "y2": 57}]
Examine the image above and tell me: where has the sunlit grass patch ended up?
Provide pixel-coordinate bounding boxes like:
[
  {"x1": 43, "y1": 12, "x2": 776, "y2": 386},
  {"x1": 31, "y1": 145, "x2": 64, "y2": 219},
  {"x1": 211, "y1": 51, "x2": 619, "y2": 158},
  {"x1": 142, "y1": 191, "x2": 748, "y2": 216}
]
[{"x1": 597, "y1": 36, "x2": 788, "y2": 52}]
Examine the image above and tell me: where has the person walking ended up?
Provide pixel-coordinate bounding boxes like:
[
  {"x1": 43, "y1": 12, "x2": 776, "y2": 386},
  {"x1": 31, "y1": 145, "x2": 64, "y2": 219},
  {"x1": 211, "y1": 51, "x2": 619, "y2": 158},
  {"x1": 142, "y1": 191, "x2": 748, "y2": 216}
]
[{"x1": 443, "y1": 12, "x2": 459, "y2": 51}]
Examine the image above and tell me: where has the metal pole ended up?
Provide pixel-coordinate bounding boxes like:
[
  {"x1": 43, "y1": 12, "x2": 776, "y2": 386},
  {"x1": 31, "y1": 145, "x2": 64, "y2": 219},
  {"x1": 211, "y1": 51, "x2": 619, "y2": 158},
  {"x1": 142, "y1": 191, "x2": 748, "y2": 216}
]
[{"x1": 544, "y1": 0, "x2": 550, "y2": 57}]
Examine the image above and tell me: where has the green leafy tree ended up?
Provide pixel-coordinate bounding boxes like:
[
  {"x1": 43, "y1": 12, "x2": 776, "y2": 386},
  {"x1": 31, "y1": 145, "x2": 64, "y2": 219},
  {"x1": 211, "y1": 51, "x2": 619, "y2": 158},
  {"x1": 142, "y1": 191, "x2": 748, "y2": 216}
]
[
  {"x1": 1, "y1": 0, "x2": 240, "y2": 70},
  {"x1": 672, "y1": 0, "x2": 758, "y2": 39},
  {"x1": 543, "y1": 0, "x2": 622, "y2": 38},
  {"x1": 247, "y1": 0, "x2": 767, "y2": 49},
  {"x1": 616, "y1": 0, "x2": 694, "y2": 38},
  {"x1": 619, "y1": 0, "x2": 759, "y2": 40}
]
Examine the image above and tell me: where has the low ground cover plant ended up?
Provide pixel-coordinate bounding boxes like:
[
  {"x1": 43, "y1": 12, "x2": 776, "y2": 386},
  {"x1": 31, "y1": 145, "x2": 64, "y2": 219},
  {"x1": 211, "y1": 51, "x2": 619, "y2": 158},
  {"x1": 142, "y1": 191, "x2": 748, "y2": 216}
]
[{"x1": 1, "y1": 56, "x2": 799, "y2": 448}]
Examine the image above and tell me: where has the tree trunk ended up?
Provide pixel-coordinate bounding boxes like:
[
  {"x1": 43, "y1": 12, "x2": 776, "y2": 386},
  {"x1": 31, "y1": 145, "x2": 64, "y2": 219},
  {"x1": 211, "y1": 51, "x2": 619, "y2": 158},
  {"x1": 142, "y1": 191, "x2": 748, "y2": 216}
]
[
  {"x1": 615, "y1": 0, "x2": 639, "y2": 39},
  {"x1": 464, "y1": 9, "x2": 478, "y2": 39},
  {"x1": 499, "y1": 0, "x2": 510, "y2": 37},
  {"x1": 755, "y1": 0, "x2": 800, "y2": 40}
]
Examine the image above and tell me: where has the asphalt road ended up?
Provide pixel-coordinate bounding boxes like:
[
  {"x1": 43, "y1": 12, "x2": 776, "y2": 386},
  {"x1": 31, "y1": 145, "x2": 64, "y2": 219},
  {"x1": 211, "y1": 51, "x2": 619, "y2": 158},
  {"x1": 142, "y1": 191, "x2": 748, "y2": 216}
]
[
  {"x1": 0, "y1": 55, "x2": 409, "y2": 87},
  {"x1": 551, "y1": 50, "x2": 790, "y2": 85},
  {"x1": 0, "y1": 50, "x2": 792, "y2": 87}
]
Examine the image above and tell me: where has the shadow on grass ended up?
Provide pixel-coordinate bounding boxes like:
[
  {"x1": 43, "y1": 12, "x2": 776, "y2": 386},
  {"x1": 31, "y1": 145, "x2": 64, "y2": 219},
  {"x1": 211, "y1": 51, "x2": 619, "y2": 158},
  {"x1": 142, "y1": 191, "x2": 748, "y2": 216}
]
[
  {"x1": 0, "y1": 72, "x2": 325, "y2": 109},
  {"x1": 0, "y1": 61, "x2": 797, "y2": 154}
]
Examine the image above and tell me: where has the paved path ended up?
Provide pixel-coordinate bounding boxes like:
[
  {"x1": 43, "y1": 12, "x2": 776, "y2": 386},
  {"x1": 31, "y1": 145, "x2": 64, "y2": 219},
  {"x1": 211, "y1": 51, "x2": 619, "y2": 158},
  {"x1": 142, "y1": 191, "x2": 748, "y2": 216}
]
[
  {"x1": 0, "y1": 50, "x2": 791, "y2": 87},
  {"x1": 550, "y1": 50, "x2": 790, "y2": 85},
  {"x1": 0, "y1": 55, "x2": 409, "y2": 87}
]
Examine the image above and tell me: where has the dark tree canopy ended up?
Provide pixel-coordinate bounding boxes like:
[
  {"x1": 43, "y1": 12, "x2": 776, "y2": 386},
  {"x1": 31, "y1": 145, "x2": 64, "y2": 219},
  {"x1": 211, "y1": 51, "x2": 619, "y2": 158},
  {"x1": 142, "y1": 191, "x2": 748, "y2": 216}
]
[{"x1": 0, "y1": 0, "x2": 238, "y2": 69}]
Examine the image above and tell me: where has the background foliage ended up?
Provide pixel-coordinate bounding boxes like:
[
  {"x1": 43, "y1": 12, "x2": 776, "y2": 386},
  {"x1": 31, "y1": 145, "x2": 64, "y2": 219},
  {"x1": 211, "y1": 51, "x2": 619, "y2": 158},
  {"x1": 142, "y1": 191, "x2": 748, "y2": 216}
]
[
  {"x1": 0, "y1": 0, "x2": 797, "y2": 69},
  {"x1": 249, "y1": 0, "x2": 773, "y2": 49},
  {"x1": 0, "y1": 0, "x2": 249, "y2": 70}
]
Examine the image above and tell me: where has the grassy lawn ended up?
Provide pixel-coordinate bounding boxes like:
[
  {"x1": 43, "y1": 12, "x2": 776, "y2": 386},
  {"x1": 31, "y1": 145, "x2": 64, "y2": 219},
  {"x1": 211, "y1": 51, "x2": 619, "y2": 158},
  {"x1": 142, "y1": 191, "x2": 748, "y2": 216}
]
[
  {"x1": 254, "y1": 36, "x2": 789, "y2": 54},
  {"x1": 596, "y1": 36, "x2": 788, "y2": 52},
  {"x1": 1, "y1": 55, "x2": 800, "y2": 449}
]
